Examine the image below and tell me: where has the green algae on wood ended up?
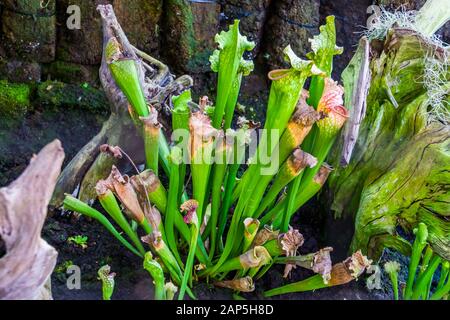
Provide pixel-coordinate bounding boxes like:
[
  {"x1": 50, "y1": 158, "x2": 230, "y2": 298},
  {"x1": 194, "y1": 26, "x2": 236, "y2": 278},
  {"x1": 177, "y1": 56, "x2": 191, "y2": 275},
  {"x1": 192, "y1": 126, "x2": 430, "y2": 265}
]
[{"x1": 329, "y1": 28, "x2": 450, "y2": 260}]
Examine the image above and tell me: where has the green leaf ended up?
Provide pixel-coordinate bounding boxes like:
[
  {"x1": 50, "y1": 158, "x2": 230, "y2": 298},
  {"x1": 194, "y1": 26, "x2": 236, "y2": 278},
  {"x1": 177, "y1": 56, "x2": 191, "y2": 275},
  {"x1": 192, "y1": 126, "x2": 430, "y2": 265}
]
[
  {"x1": 238, "y1": 57, "x2": 254, "y2": 76},
  {"x1": 284, "y1": 45, "x2": 325, "y2": 76},
  {"x1": 306, "y1": 15, "x2": 343, "y2": 76},
  {"x1": 172, "y1": 90, "x2": 192, "y2": 113},
  {"x1": 415, "y1": 0, "x2": 450, "y2": 37},
  {"x1": 209, "y1": 49, "x2": 220, "y2": 73},
  {"x1": 108, "y1": 59, "x2": 149, "y2": 117},
  {"x1": 209, "y1": 20, "x2": 255, "y2": 128}
]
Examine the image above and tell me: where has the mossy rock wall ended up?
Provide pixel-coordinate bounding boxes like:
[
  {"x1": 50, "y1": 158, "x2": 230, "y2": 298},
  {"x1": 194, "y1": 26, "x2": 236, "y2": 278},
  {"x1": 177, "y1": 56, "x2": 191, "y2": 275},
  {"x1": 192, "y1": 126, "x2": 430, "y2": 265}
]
[
  {"x1": 56, "y1": 0, "x2": 110, "y2": 65},
  {"x1": 1, "y1": 0, "x2": 56, "y2": 62},
  {"x1": 162, "y1": 0, "x2": 220, "y2": 75},
  {"x1": 1, "y1": 0, "x2": 449, "y2": 87},
  {"x1": 263, "y1": 0, "x2": 319, "y2": 70},
  {"x1": 221, "y1": 0, "x2": 272, "y2": 58},
  {"x1": 114, "y1": 0, "x2": 162, "y2": 56}
]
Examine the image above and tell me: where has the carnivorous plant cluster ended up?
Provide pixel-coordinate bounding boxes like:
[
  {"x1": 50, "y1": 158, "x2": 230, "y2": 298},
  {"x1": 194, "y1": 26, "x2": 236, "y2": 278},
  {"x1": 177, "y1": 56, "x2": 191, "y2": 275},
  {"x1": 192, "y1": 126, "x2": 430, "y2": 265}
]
[{"x1": 63, "y1": 17, "x2": 371, "y2": 300}]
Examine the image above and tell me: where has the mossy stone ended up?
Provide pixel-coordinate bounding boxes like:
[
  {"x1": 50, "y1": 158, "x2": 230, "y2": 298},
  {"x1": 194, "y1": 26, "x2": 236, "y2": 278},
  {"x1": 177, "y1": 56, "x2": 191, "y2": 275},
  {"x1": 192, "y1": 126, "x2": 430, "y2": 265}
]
[
  {"x1": 0, "y1": 60, "x2": 41, "y2": 83},
  {"x1": 263, "y1": 0, "x2": 319, "y2": 70},
  {"x1": 221, "y1": 0, "x2": 271, "y2": 57},
  {"x1": 1, "y1": 0, "x2": 56, "y2": 62},
  {"x1": 36, "y1": 81, "x2": 109, "y2": 114},
  {"x1": 56, "y1": 0, "x2": 105, "y2": 65},
  {"x1": 43, "y1": 61, "x2": 99, "y2": 85},
  {"x1": 162, "y1": 0, "x2": 219, "y2": 74},
  {"x1": 114, "y1": 0, "x2": 162, "y2": 56}
]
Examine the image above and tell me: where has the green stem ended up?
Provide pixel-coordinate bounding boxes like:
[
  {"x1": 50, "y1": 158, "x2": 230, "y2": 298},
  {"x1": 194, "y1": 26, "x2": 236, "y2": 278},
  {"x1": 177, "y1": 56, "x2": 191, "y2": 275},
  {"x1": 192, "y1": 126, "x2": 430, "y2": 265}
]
[
  {"x1": 281, "y1": 171, "x2": 304, "y2": 232},
  {"x1": 179, "y1": 223, "x2": 199, "y2": 300},
  {"x1": 388, "y1": 271, "x2": 399, "y2": 300},
  {"x1": 437, "y1": 261, "x2": 450, "y2": 291},
  {"x1": 63, "y1": 195, "x2": 142, "y2": 258},
  {"x1": 209, "y1": 163, "x2": 228, "y2": 260},
  {"x1": 262, "y1": 174, "x2": 323, "y2": 227},
  {"x1": 254, "y1": 150, "x2": 309, "y2": 218},
  {"x1": 404, "y1": 223, "x2": 428, "y2": 300},
  {"x1": 218, "y1": 131, "x2": 247, "y2": 251},
  {"x1": 165, "y1": 148, "x2": 183, "y2": 266},
  {"x1": 264, "y1": 274, "x2": 327, "y2": 297},
  {"x1": 97, "y1": 191, "x2": 146, "y2": 256},
  {"x1": 172, "y1": 90, "x2": 191, "y2": 202},
  {"x1": 151, "y1": 236, "x2": 195, "y2": 299},
  {"x1": 411, "y1": 255, "x2": 441, "y2": 300},
  {"x1": 263, "y1": 239, "x2": 284, "y2": 257},
  {"x1": 146, "y1": 177, "x2": 168, "y2": 213},
  {"x1": 430, "y1": 277, "x2": 450, "y2": 300},
  {"x1": 142, "y1": 116, "x2": 160, "y2": 175},
  {"x1": 223, "y1": 73, "x2": 243, "y2": 129},
  {"x1": 158, "y1": 133, "x2": 171, "y2": 177},
  {"x1": 143, "y1": 252, "x2": 166, "y2": 300}
]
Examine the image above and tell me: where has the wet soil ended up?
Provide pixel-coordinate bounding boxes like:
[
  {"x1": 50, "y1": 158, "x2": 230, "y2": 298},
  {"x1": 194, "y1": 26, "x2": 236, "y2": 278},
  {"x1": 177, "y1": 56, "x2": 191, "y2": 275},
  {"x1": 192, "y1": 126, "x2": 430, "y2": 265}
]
[{"x1": 0, "y1": 107, "x2": 107, "y2": 187}]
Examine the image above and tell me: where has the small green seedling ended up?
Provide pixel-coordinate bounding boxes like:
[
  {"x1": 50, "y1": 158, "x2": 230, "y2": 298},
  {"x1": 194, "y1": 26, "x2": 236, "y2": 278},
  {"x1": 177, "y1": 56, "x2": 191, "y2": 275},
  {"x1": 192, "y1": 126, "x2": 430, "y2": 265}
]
[
  {"x1": 54, "y1": 260, "x2": 74, "y2": 274},
  {"x1": 68, "y1": 235, "x2": 89, "y2": 249}
]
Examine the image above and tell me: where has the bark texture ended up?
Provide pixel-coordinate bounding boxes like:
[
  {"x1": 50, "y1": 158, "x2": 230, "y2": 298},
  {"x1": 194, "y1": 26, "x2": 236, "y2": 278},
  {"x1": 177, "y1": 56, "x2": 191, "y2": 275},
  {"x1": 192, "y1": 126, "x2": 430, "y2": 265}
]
[{"x1": 0, "y1": 139, "x2": 64, "y2": 300}]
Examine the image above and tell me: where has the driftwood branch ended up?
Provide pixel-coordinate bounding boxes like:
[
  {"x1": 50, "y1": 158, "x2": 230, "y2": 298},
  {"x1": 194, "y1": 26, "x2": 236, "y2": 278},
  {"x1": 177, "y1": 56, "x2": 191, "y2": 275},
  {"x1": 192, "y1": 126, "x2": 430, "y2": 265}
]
[
  {"x1": 51, "y1": 4, "x2": 193, "y2": 207},
  {"x1": 340, "y1": 37, "x2": 371, "y2": 166},
  {"x1": 0, "y1": 140, "x2": 64, "y2": 300}
]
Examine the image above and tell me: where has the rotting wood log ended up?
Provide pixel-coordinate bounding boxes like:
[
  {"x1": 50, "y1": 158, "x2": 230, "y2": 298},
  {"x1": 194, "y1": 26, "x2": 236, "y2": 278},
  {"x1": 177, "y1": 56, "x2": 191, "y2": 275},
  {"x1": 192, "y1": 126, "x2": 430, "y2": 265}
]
[
  {"x1": 329, "y1": 28, "x2": 450, "y2": 260},
  {"x1": 339, "y1": 37, "x2": 371, "y2": 166},
  {"x1": 0, "y1": 140, "x2": 64, "y2": 300},
  {"x1": 51, "y1": 4, "x2": 193, "y2": 208}
]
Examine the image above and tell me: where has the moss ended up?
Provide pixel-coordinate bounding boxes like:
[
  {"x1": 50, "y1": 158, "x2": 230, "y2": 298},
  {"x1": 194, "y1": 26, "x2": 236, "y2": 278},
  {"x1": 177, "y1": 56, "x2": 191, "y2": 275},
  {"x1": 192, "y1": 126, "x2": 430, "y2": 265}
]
[
  {"x1": 36, "y1": 81, "x2": 109, "y2": 114},
  {"x1": 1, "y1": 0, "x2": 56, "y2": 62},
  {"x1": 186, "y1": 50, "x2": 214, "y2": 72},
  {"x1": 163, "y1": 0, "x2": 197, "y2": 72},
  {"x1": 329, "y1": 30, "x2": 450, "y2": 260},
  {"x1": 114, "y1": 0, "x2": 162, "y2": 54},
  {"x1": 0, "y1": 80, "x2": 32, "y2": 119},
  {"x1": 43, "y1": 61, "x2": 99, "y2": 84}
]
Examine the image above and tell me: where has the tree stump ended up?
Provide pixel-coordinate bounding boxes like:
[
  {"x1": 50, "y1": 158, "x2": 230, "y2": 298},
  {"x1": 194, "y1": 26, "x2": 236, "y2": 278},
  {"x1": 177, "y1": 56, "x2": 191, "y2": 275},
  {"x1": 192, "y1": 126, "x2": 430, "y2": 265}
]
[
  {"x1": 329, "y1": 28, "x2": 450, "y2": 260},
  {"x1": 0, "y1": 140, "x2": 64, "y2": 300}
]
